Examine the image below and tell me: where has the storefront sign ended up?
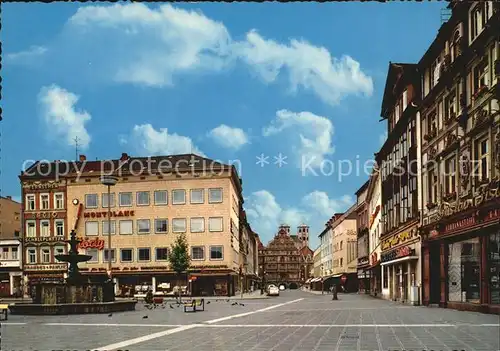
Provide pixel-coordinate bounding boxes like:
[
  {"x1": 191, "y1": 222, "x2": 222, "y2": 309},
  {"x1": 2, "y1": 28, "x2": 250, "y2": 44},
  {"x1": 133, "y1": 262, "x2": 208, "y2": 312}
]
[
  {"x1": 25, "y1": 211, "x2": 62, "y2": 219},
  {"x1": 381, "y1": 229, "x2": 417, "y2": 251},
  {"x1": 24, "y1": 264, "x2": 67, "y2": 271},
  {"x1": 370, "y1": 252, "x2": 378, "y2": 266},
  {"x1": 438, "y1": 180, "x2": 499, "y2": 218},
  {"x1": 23, "y1": 181, "x2": 61, "y2": 190},
  {"x1": 357, "y1": 257, "x2": 369, "y2": 266},
  {"x1": 24, "y1": 236, "x2": 65, "y2": 243},
  {"x1": 78, "y1": 238, "x2": 105, "y2": 250},
  {"x1": 381, "y1": 246, "x2": 415, "y2": 263},
  {"x1": 29, "y1": 277, "x2": 65, "y2": 284},
  {"x1": 190, "y1": 264, "x2": 228, "y2": 270},
  {"x1": 444, "y1": 216, "x2": 476, "y2": 233},
  {"x1": 369, "y1": 205, "x2": 380, "y2": 229},
  {"x1": 84, "y1": 210, "x2": 135, "y2": 218}
]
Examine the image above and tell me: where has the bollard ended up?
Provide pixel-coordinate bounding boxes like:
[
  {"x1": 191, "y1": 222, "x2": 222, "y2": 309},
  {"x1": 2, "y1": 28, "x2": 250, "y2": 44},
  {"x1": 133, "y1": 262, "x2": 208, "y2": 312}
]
[{"x1": 332, "y1": 284, "x2": 338, "y2": 300}]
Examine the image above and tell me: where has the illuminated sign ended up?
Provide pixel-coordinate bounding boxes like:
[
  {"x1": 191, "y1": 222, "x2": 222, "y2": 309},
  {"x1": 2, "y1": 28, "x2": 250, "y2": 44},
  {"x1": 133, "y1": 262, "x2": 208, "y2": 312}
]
[
  {"x1": 78, "y1": 237, "x2": 105, "y2": 250},
  {"x1": 381, "y1": 246, "x2": 415, "y2": 263},
  {"x1": 24, "y1": 236, "x2": 65, "y2": 243},
  {"x1": 381, "y1": 229, "x2": 417, "y2": 251},
  {"x1": 83, "y1": 210, "x2": 135, "y2": 218},
  {"x1": 24, "y1": 264, "x2": 67, "y2": 271},
  {"x1": 444, "y1": 216, "x2": 476, "y2": 233},
  {"x1": 24, "y1": 211, "x2": 63, "y2": 219}
]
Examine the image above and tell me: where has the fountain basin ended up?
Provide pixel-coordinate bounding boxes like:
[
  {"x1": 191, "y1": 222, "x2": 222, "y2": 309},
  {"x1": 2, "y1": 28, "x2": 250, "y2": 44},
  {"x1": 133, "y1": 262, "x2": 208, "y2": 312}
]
[{"x1": 55, "y1": 254, "x2": 93, "y2": 263}]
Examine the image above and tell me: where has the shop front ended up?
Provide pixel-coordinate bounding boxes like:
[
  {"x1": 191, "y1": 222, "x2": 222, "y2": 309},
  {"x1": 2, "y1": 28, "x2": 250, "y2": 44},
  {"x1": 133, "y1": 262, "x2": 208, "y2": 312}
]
[
  {"x1": 368, "y1": 251, "x2": 381, "y2": 297},
  {"x1": 380, "y1": 224, "x2": 421, "y2": 305},
  {"x1": 357, "y1": 256, "x2": 370, "y2": 293},
  {"x1": 421, "y1": 185, "x2": 500, "y2": 314}
]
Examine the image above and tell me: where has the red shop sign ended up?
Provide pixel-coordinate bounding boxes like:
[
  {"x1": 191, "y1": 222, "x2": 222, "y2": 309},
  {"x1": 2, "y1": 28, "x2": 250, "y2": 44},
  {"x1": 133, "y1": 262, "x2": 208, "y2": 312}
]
[
  {"x1": 78, "y1": 237, "x2": 105, "y2": 250},
  {"x1": 340, "y1": 275, "x2": 347, "y2": 284},
  {"x1": 395, "y1": 246, "x2": 410, "y2": 258}
]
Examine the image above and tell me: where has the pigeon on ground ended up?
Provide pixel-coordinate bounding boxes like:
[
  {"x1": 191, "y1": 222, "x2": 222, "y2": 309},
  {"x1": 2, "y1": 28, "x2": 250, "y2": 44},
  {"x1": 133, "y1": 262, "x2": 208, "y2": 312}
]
[
  {"x1": 108, "y1": 313, "x2": 113, "y2": 317},
  {"x1": 206, "y1": 301, "x2": 211, "y2": 304},
  {"x1": 143, "y1": 315, "x2": 148, "y2": 319},
  {"x1": 231, "y1": 302, "x2": 238, "y2": 306},
  {"x1": 169, "y1": 304, "x2": 174, "y2": 309},
  {"x1": 239, "y1": 303, "x2": 245, "y2": 306},
  {"x1": 226, "y1": 299, "x2": 230, "y2": 302}
]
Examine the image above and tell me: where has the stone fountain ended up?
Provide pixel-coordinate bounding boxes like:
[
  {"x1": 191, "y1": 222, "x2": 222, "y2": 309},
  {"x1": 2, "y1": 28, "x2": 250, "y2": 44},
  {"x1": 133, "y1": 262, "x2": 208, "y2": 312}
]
[{"x1": 9, "y1": 230, "x2": 137, "y2": 315}]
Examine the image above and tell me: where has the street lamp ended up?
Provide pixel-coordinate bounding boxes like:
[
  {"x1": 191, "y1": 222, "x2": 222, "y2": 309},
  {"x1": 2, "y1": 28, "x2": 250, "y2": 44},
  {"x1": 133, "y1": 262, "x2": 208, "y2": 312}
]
[
  {"x1": 320, "y1": 264, "x2": 324, "y2": 295},
  {"x1": 100, "y1": 176, "x2": 118, "y2": 281}
]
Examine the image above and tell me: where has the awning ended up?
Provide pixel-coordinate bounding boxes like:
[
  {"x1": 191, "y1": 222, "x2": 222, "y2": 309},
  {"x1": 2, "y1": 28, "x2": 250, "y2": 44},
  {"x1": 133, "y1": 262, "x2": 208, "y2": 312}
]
[
  {"x1": 332, "y1": 273, "x2": 343, "y2": 278},
  {"x1": 381, "y1": 256, "x2": 419, "y2": 266}
]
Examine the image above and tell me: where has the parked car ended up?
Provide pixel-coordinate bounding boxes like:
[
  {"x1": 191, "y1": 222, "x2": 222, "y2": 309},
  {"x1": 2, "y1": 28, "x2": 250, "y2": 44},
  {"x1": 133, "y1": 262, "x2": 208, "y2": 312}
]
[
  {"x1": 268, "y1": 285, "x2": 280, "y2": 296},
  {"x1": 279, "y1": 284, "x2": 285, "y2": 290}
]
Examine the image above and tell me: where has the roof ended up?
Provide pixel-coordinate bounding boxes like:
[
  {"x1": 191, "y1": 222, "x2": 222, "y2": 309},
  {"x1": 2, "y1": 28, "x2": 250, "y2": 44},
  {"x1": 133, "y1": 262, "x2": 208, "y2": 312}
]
[
  {"x1": 380, "y1": 62, "x2": 418, "y2": 119},
  {"x1": 20, "y1": 153, "x2": 243, "y2": 195}
]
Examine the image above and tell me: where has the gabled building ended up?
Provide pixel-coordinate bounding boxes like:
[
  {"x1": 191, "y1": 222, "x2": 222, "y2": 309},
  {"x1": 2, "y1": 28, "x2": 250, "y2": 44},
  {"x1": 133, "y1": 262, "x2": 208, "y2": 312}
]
[
  {"x1": 0, "y1": 196, "x2": 22, "y2": 296},
  {"x1": 377, "y1": 61, "x2": 422, "y2": 304},
  {"x1": 418, "y1": 1, "x2": 500, "y2": 314},
  {"x1": 355, "y1": 180, "x2": 370, "y2": 293}
]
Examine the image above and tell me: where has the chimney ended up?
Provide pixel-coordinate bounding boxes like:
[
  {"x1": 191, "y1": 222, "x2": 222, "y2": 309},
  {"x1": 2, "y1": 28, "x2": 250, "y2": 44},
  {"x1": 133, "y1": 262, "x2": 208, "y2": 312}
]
[
  {"x1": 120, "y1": 153, "x2": 129, "y2": 161},
  {"x1": 79, "y1": 155, "x2": 86, "y2": 162}
]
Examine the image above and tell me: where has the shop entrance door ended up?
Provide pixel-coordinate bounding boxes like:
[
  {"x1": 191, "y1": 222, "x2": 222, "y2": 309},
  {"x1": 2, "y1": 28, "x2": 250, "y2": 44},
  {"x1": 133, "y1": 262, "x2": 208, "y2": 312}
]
[
  {"x1": 401, "y1": 265, "x2": 408, "y2": 302},
  {"x1": 429, "y1": 244, "x2": 441, "y2": 304}
]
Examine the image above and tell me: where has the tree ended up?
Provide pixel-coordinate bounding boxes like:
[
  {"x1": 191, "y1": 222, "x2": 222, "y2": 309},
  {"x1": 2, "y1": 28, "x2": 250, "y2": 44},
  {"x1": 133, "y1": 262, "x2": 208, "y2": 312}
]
[{"x1": 168, "y1": 233, "x2": 191, "y2": 302}]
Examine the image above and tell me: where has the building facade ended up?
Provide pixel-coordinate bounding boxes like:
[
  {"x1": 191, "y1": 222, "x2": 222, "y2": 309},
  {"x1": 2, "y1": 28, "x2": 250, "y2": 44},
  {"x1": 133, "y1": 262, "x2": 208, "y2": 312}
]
[
  {"x1": 355, "y1": 181, "x2": 370, "y2": 293},
  {"x1": 240, "y1": 211, "x2": 259, "y2": 292},
  {"x1": 418, "y1": 1, "x2": 500, "y2": 314},
  {"x1": 330, "y1": 206, "x2": 358, "y2": 292},
  {"x1": 20, "y1": 153, "x2": 256, "y2": 297},
  {"x1": 378, "y1": 61, "x2": 422, "y2": 304},
  {"x1": 260, "y1": 225, "x2": 313, "y2": 288},
  {"x1": 366, "y1": 167, "x2": 383, "y2": 297},
  {"x1": 318, "y1": 223, "x2": 332, "y2": 291},
  {"x1": 0, "y1": 196, "x2": 22, "y2": 296}
]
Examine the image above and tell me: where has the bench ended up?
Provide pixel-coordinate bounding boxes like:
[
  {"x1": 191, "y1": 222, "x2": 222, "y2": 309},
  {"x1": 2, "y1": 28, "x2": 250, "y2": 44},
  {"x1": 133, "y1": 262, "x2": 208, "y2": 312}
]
[
  {"x1": 0, "y1": 304, "x2": 8, "y2": 320},
  {"x1": 183, "y1": 298, "x2": 204, "y2": 313}
]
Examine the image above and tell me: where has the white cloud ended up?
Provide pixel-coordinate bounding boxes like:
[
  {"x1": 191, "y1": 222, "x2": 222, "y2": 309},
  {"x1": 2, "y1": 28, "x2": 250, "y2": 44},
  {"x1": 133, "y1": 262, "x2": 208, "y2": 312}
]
[
  {"x1": 126, "y1": 124, "x2": 205, "y2": 157},
  {"x1": 38, "y1": 85, "x2": 92, "y2": 149},
  {"x1": 21, "y1": 4, "x2": 372, "y2": 106},
  {"x1": 379, "y1": 131, "x2": 388, "y2": 146},
  {"x1": 5, "y1": 45, "x2": 47, "y2": 64},
  {"x1": 245, "y1": 189, "x2": 353, "y2": 246},
  {"x1": 263, "y1": 109, "x2": 334, "y2": 168},
  {"x1": 207, "y1": 124, "x2": 249, "y2": 150}
]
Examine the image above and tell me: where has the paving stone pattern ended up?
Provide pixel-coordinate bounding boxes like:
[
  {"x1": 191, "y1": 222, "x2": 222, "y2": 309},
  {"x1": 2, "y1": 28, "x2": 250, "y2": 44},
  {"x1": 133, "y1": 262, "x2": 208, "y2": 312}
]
[{"x1": 2, "y1": 290, "x2": 499, "y2": 351}]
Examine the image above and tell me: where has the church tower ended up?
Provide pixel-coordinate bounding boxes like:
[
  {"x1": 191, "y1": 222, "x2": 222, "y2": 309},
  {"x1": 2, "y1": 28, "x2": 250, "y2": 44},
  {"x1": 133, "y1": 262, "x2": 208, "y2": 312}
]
[{"x1": 297, "y1": 224, "x2": 309, "y2": 249}]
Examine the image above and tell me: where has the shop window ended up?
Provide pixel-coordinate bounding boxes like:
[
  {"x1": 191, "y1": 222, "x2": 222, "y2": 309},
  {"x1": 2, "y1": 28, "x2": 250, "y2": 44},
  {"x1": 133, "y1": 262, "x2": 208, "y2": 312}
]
[
  {"x1": 448, "y1": 238, "x2": 481, "y2": 303},
  {"x1": 489, "y1": 231, "x2": 500, "y2": 305}
]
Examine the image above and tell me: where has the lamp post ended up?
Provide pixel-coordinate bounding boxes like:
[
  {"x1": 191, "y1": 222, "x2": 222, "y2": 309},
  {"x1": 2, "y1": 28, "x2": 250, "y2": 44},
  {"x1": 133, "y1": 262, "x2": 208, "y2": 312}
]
[
  {"x1": 320, "y1": 264, "x2": 324, "y2": 295},
  {"x1": 100, "y1": 176, "x2": 118, "y2": 281}
]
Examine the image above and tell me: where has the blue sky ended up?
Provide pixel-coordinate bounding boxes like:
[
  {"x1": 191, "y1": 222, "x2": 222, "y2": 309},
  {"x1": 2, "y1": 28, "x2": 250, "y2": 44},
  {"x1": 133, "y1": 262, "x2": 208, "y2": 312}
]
[{"x1": 1, "y1": 2, "x2": 445, "y2": 248}]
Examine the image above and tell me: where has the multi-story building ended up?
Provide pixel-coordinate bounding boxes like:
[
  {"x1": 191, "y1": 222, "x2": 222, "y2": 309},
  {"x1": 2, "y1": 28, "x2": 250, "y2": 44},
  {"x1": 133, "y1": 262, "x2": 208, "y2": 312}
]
[
  {"x1": 366, "y1": 166, "x2": 383, "y2": 297},
  {"x1": 330, "y1": 205, "x2": 358, "y2": 292},
  {"x1": 378, "y1": 61, "x2": 422, "y2": 304},
  {"x1": 318, "y1": 222, "x2": 333, "y2": 291},
  {"x1": 259, "y1": 224, "x2": 313, "y2": 288},
  {"x1": 19, "y1": 166, "x2": 71, "y2": 293},
  {"x1": 240, "y1": 210, "x2": 259, "y2": 292},
  {"x1": 418, "y1": 1, "x2": 500, "y2": 313},
  {"x1": 21, "y1": 153, "x2": 254, "y2": 297},
  {"x1": 355, "y1": 181, "x2": 370, "y2": 293},
  {"x1": 0, "y1": 196, "x2": 22, "y2": 296}
]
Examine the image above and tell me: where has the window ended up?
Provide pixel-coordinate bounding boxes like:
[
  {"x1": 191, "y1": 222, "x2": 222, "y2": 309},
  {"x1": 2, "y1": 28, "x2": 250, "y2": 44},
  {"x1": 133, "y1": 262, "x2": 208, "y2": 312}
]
[
  {"x1": 473, "y1": 59, "x2": 489, "y2": 95},
  {"x1": 190, "y1": 189, "x2": 204, "y2": 204},
  {"x1": 172, "y1": 190, "x2": 186, "y2": 205},
  {"x1": 40, "y1": 194, "x2": 49, "y2": 210},
  {"x1": 208, "y1": 188, "x2": 223, "y2": 203},
  {"x1": 26, "y1": 194, "x2": 35, "y2": 211},
  {"x1": 137, "y1": 191, "x2": 150, "y2": 206},
  {"x1": 40, "y1": 220, "x2": 50, "y2": 237},
  {"x1": 87, "y1": 249, "x2": 98, "y2": 263},
  {"x1": 340, "y1": 241, "x2": 343, "y2": 250},
  {"x1": 138, "y1": 248, "x2": 150, "y2": 261},
  {"x1": 191, "y1": 246, "x2": 205, "y2": 260},
  {"x1": 85, "y1": 221, "x2": 99, "y2": 236},
  {"x1": 119, "y1": 192, "x2": 132, "y2": 207},
  {"x1": 11, "y1": 247, "x2": 18, "y2": 260},
  {"x1": 445, "y1": 91, "x2": 456, "y2": 120},
  {"x1": 208, "y1": 217, "x2": 223, "y2": 232},
  {"x1": 119, "y1": 220, "x2": 133, "y2": 235},
  {"x1": 102, "y1": 193, "x2": 115, "y2": 208},
  {"x1": 102, "y1": 220, "x2": 116, "y2": 235},
  {"x1": 120, "y1": 249, "x2": 133, "y2": 262},
  {"x1": 210, "y1": 246, "x2": 223, "y2": 260},
  {"x1": 402, "y1": 90, "x2": 408, "y2": 112},
  {"x1": 451, "y1": 30, "x2": 461, "y2": 61},
  {"x1": 154, "y1": 190, "x2": 168, "y2": 205},
  {"x1": 383, "y1": 266, "x2": 389, "y2": 288},
  {"x1": 474, "y1": 137, "x2": 489, "y2": 182},
  {"x1": 190, "y1": 217, "x2": 205, "y2": 233},
  {"x1": 85, "y1": 194, "x2": 98, "y2": 208},
  {"x1": 394, "y1": 104, "x2": 400, "y2": 124},
  {"x1": 2, "y1": 248, "x2": 8, "y2": 260},
  {"x1": 156, "y1": 248, "x2": 169, "y2": 261},
  {"x1": 54, "y1": 246, "x2": 64, "y2": 256},
  {"x1": 54, "y1": 193, "x2": 64, "y2": 209},
  {"x1": 26, "y1": 220, "x2": 36, "y2": 237},
  {"x1": 137, "y1": 219, "x2": 150, "y2": 234},
  {"x1": 155, "y1": 219, "x2": 168, "y2": 233},
  {"x1": 448, "y1": 238, "x2": 481, "y2": 303},
  {"x1": 41, "y1": 247, "x2": 51, "y2": 263},
  {"x1": 428, "y1": 169, "x2": 438, "y2": 204},
  {"x1": 104, "y1": 249, "x2": 116, "y2": 263},
  {"x1": 172, "y1": 218, "x2": 186, "y2": 233},
  {"x1": 55, "y1": 220, "x2": 64, "y2": 237},
  {"x1": 445, "y1": 157, "x2": 457, "y2": 195},
  {"x1": 27, "y1": 248, "x2": 36, "y2": 264},
  {"x1": 471, "y1": 4, "x2": 484, "y2": 40}
]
